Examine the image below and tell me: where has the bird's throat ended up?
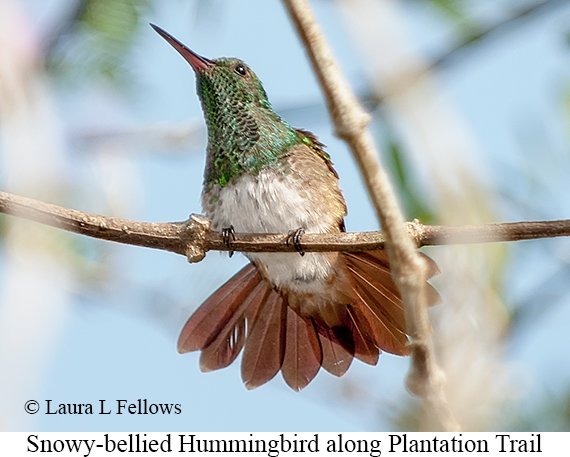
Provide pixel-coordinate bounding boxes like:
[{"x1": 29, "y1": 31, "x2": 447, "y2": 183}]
[{"x1": 202, "y1": 105, "x2": 301, "y2": 190}]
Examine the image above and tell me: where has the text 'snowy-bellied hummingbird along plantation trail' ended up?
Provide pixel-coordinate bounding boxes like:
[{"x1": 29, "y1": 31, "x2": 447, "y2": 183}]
[{"x1": 151, "y1": 24, "x2": 441, "y2": 391}]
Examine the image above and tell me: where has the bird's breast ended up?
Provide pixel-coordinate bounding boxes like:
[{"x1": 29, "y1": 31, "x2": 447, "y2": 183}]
[
  {"x1": 203, "y1": 168, "x2": 337, "y2": 233},
  {"x1": 202, "y1": 168, "x2": 341, "y2": 293}
]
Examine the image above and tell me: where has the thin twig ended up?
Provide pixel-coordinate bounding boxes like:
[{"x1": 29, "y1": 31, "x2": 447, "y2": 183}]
[{"x1": 281, "y1": 0, "x2": 460, "y2": 431}]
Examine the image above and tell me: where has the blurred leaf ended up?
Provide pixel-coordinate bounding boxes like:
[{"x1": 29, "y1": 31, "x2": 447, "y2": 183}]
[
  {"x1": 0, "y1": 215, "x2": 7, "y2": 241},
  {"x1": 384, "y1": 138, "x2": 437, "y2": 224},
  {"x1": 391, "y1": 396, "x2": 423, "y2": 431},
  {"x1": 509, "y1": 387, "x2": 570, "y2": 431},
  {"x1": 46, "y1": 0, "x2": 152, "y2": 86},
  {"x1": 406, "y1": 0, "x2": 468, "y2": 21},
  {"x1": 421, "y1": 0, "x2": 466, "y2": 19}
]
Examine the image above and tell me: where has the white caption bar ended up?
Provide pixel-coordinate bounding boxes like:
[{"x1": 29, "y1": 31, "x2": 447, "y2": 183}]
[{"x1": 0, "y1": 432, "x2": 561, "y2": 456}]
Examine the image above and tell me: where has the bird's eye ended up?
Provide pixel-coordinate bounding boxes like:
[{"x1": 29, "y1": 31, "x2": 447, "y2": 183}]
[{"x1": 235, "y1": 64, "x2": 247, "y2": 76}]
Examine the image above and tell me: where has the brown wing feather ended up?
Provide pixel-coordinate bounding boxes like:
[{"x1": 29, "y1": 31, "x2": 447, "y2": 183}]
[
  {"x1": 241, "y1": 289, "x2": 287, "y2": 390},
  {"x1": 177, "y1": 264, "x2": 260, "y2": 353},
  {"x1": 294, "y1": 128, "x2": 339, "y2": 179},
  {"x1": 281, "y1": 309, "x2": 322, "y2": 391}
]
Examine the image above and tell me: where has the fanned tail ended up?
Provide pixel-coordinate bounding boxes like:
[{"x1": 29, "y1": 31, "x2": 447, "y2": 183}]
[
  {"x1": 177, "y1": 250, "x2": 440, "y2": 390},
  {"x1": 177, "y1": 264, "x2": 323, "y2": 390}
]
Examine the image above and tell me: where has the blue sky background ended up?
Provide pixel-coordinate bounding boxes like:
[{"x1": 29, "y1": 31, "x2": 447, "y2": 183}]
[{"x1": 1, "y1": 0, "x2": 570, "y2": 431}]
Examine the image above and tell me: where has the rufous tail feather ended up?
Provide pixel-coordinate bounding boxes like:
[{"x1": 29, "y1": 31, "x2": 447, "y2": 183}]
[{"x1": 177, "y1": 251, "x2": 440, "y2": 390}]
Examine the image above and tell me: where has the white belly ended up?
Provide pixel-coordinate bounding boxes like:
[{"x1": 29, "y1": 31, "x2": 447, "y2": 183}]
[{"x1": 203, "y1": 170, "x2": 338, "y2": 292}]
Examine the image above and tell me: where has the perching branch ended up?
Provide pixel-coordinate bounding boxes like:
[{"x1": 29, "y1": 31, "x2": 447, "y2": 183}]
[
  {"x1": 281, "y1": 0, "x2": 458, "y2": 431},
  {"x1": 2, "y1": 190, "x2": 569, "y2": 258}
]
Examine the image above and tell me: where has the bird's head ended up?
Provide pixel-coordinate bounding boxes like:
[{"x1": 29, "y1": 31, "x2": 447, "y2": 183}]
[{"x1": 151, "y1": 24, "x2": 271, "y2": 116}]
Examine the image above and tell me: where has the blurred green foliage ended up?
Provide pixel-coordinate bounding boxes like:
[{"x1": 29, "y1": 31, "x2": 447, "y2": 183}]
[
  {"x1": 384, "y1": 137, "x2": 436, "y2": 224},
  {"x1": 511, "y1": 387, "x2": 570, "y2": 431},
  {"x1": 410, "y1": 0, "x2": 467, "y2": 20},
  {"x1": 46, "y1": 0, "x2": 152, "y2": 85}
]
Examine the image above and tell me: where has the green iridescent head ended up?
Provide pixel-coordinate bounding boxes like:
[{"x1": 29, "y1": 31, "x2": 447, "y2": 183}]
[
  {"x1": 197, "y1": 58, "x2": 273, "y2": 119},
  {"x1": 152, "y1": 24, "x2": 301, "y2": 187},
  {"x1": 151, "y1": 24, "x2": 271, "y2": 114}
]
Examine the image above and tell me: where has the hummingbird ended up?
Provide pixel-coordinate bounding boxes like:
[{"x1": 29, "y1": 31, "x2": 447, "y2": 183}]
[{"x1": 152, "y1": 24, "x2": 440, "y2": 391}]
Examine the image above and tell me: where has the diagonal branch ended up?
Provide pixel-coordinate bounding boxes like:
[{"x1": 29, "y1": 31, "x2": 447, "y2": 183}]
[{"x1": 281, "y1": 0, "x2": 456, "y2": 431}]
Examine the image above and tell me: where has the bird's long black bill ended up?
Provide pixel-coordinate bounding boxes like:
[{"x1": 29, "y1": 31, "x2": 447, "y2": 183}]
[{"x1": 150, "y1": 23, "x2": 213, "y2": 72}]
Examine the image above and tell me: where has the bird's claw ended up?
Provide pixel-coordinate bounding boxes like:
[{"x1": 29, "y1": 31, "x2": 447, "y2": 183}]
[
  {"x1": 222, "y1": 225, "x2": 236, "y2": 257},
  {"x1": 286, "y1": 228, "x2": 305, "y2": 256}
]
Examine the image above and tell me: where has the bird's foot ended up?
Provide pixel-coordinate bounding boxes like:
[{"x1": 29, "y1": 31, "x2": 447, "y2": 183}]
[
  {"x1": 286, "y1": 227, "x2": 305, "y2": 256},
  {"x1": 222, "y1": 225, "x2": 236, "y2": 258}
]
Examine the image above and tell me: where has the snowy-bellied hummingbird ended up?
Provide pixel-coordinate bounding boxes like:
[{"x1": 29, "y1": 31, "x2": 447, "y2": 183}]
[{"x1": 151, "y1": 24, "x2": 440, "y2": 391}]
